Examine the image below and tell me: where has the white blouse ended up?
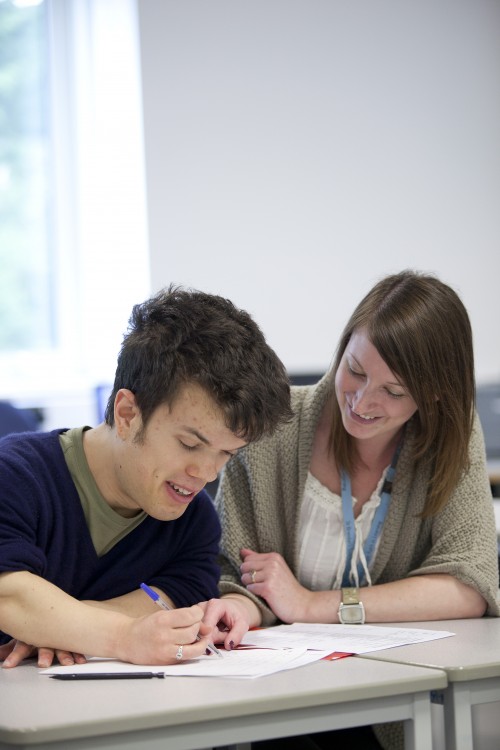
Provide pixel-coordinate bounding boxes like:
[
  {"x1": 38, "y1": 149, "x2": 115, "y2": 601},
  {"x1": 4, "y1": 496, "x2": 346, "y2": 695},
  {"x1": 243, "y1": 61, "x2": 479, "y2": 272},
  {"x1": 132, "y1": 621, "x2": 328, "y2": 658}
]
[{"x1": 298, "y1": 467, "x2": 389, "y2": 590}]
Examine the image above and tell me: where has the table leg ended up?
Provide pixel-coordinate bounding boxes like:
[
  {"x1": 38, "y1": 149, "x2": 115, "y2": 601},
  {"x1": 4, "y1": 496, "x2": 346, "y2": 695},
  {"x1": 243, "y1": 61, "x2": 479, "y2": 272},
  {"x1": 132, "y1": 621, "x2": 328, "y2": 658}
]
[
  {"x1": 403, "y1": 690, "x2": 434, "y2": 750},
  {"x1": 443, "y1": 682, "x2": 473, "y2": 750}
]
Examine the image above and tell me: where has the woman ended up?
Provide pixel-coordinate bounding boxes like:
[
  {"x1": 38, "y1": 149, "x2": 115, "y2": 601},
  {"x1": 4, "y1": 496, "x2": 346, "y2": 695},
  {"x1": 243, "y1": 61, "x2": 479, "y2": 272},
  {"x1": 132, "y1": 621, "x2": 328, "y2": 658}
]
[{"x1": 213, "y1": 270, "x2": 500, "y2": 750}]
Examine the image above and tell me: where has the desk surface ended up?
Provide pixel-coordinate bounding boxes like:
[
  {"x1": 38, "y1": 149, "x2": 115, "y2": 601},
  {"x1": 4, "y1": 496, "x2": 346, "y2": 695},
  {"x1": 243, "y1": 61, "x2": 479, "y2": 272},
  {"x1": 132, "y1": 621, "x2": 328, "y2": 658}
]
[
  {"x1": 360, "y1": 618, "x2": 500, "y2": 750},
  {"x1": 0, "y1": 657, "x2": 446, "y2": 749},
  {"x1": 360, "y1": 618, "x2": 500, "y2": 681}
]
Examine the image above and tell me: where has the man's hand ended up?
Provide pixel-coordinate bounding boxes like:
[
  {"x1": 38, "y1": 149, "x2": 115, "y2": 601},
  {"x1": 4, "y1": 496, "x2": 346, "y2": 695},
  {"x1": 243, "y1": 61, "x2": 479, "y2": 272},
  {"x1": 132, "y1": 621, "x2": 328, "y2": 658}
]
[
  {"x1": 0, "y1": 638, "x2": 86, "y2": 669},
  {"x1": 114, "y1": 605, "x2": 212, "y2": 665},
  {"x1": 0, "y1": 572, "x2": 213, "y2": 667}
]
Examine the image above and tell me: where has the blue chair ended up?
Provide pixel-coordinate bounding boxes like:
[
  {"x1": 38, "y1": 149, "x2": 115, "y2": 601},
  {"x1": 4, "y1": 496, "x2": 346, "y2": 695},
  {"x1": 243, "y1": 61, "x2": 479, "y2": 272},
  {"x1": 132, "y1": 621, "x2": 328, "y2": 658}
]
[{"x1": 0, "y1": 401, "x2": 40, "y2": 438}]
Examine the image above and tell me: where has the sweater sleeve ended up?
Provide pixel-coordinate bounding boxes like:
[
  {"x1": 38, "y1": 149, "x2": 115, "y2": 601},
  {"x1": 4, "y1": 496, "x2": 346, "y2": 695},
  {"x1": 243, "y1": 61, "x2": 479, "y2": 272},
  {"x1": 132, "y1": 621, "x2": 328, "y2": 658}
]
[
  {"x1": 214, "y1": 382, "x2": 329, "y2": 627},
  {"x1": 407, "y1": 414, "x2": 500, "y2": 616},
  {"x1": 0, "y1": 434, "x2": 80, "y2": 579},
  {"x1": 147, "y1": 490, "x2": 222, "y2": 607},
  {"x1": 215, "y1": 453, "x2": 278, "y2": 626}
]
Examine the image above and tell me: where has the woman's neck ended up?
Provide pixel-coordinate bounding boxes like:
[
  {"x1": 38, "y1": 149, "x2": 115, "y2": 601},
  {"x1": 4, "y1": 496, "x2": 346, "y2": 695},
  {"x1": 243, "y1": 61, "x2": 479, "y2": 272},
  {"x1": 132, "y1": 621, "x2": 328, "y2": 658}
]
[{"x1": 354, "y1": 430, "x2": 403, "y2": 473}]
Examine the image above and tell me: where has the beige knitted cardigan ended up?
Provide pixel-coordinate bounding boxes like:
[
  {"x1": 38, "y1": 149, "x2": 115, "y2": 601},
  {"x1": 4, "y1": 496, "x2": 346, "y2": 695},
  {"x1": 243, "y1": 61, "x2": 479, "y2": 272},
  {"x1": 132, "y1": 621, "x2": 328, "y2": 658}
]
[{"x1": 216, "y1": 374, "x2": 500, "y2": 750}]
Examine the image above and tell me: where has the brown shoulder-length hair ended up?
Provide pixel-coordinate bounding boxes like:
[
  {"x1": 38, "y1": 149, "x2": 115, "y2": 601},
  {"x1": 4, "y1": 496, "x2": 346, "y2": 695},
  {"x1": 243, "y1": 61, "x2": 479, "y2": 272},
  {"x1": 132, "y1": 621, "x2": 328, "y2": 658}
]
[{"x1": 329, "y1": 270, "x2": 475, "y2": 517}]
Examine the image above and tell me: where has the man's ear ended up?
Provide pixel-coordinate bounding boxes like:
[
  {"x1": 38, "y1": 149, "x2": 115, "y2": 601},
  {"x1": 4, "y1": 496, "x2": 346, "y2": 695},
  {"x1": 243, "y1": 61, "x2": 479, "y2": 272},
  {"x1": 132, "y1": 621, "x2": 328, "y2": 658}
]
[{"x1": 114, "y1": 389, "x2": 139, "y2": 438}]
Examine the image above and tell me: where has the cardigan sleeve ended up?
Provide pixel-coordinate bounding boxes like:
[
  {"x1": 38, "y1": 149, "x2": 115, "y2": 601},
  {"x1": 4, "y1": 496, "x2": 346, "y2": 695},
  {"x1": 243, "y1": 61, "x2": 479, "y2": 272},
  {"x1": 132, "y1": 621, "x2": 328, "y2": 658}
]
[
  {"x1": 215, "y1": 449, "x2": 278, "y2": 626},
  {"x1": 214, "y1": 378, "x2": 337, "y2": 627},
  {"x1": 406, "y1": 414, "x2": 500, "y2": 616}
]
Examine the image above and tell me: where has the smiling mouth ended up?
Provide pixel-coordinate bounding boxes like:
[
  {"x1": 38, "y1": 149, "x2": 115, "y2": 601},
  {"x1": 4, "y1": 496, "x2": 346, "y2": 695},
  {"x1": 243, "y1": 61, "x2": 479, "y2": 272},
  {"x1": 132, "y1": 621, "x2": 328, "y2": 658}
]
[
  {"x1": 168, "y1": 482, "x2": 193, "y2": 497},
  {"x1": 349, "y1": 404, "x2": 379, "y2": 422}
]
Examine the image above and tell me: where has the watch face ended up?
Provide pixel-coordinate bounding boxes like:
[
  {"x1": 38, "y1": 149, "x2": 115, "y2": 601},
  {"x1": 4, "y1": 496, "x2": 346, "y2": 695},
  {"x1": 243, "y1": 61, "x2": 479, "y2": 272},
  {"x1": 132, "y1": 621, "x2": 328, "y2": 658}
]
[{"x1": 340, "y1": 604, "x2": 364, "y2": 624}]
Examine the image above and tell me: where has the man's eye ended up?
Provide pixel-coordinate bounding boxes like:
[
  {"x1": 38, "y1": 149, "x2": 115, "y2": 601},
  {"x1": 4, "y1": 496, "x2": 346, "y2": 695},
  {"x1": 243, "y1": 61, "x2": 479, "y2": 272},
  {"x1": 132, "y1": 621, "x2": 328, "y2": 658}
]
[{"x1": 180, "y1": 441, "x2": 197, "y2": 451}]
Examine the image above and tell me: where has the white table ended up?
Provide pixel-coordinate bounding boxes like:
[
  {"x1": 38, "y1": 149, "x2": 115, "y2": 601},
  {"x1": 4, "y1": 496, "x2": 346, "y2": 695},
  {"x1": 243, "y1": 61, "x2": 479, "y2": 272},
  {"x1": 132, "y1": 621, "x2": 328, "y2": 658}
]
[
  {"x1": 359, "y1": 618, "x2": 500, "y2": 750},
  {"x1": 0, "y1": 657, "x2": 446, "y2": 750}
]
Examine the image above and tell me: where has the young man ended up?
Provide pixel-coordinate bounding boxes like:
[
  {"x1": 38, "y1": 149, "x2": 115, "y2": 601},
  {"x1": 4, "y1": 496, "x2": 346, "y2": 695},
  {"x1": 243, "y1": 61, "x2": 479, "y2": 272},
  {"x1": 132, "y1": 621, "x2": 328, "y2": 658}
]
[{"x1": 0, "y1": 285, "x2": 291, "y2": 668}]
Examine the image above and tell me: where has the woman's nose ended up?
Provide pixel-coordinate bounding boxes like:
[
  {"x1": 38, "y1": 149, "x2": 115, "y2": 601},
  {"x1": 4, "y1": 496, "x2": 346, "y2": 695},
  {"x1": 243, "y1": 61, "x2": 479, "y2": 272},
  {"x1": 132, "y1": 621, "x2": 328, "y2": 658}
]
[{"x1": 352, "y1": 385, "x2": 376, "y2": 413}]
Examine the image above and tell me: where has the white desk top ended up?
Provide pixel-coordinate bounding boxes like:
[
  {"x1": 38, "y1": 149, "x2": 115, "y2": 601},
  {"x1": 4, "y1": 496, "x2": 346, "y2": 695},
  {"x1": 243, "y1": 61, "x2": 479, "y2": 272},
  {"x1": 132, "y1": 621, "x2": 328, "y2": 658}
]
[
  {"x1": 0, "y1": 657, "x2": 446, "y2": 747},
  {"x1": 359, "y1": 618, "x2": 500, "y2": 681}
]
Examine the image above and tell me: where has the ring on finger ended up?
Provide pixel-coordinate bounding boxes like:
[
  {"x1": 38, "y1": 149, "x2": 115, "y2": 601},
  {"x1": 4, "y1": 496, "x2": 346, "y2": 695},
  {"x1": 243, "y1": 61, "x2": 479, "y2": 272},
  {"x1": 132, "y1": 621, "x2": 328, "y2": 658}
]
[
  {"x1": 176, "y1": 645, "x2": 183, "y2": 661},
  {"x1": 250, "y1": 569, "x2": 257, "y2": 584}
]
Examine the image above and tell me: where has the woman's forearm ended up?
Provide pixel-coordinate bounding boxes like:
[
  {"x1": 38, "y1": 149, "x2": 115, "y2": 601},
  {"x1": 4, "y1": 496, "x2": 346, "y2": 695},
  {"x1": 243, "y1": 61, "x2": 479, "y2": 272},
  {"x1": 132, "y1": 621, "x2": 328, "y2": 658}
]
[{"x1": 298, "y1": 574, "x2": 487, "y2": 624}]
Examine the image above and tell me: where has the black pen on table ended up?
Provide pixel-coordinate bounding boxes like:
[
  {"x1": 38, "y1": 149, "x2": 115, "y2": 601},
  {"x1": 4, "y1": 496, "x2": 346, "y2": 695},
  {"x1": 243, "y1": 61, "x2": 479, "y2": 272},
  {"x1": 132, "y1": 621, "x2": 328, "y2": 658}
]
[
  {"x1": 140, "y1": 582, "x2": 223, "y2": 658},
  {"x1": 51, "y1": 672, "x2": 165, "y2": 680}
]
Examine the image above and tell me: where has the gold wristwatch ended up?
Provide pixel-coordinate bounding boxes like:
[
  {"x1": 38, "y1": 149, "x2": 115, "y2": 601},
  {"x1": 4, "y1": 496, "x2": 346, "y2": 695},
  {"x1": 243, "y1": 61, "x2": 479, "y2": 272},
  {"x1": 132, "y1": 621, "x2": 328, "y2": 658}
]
[{"x1": 338, "y1": 587, "x2": 365, "y2": 624}]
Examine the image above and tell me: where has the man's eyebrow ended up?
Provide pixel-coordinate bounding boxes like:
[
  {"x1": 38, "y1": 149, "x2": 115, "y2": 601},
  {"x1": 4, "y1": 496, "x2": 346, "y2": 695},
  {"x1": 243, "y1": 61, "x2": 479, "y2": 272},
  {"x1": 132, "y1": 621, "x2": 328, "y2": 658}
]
[
  {"x1": 182, "y1": 426, "x2": 248, "y2": 454},
  {"x1": 182, "y1": 427, "x2": 210, "y2": 445}
]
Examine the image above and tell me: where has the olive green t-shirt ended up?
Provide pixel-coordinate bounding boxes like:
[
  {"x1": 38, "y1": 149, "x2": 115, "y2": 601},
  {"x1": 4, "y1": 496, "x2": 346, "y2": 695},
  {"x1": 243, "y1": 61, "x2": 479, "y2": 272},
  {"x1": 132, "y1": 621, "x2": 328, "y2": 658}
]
[{"x1": 59, "y1": 426, "x2": 146, "y2": 556}]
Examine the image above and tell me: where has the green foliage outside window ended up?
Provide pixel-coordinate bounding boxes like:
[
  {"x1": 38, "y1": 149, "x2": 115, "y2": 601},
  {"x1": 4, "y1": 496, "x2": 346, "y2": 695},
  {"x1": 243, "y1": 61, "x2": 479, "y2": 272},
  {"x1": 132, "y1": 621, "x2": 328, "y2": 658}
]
[{"x1": 0, "y1": 0, "x2": 53, "y2": 351}]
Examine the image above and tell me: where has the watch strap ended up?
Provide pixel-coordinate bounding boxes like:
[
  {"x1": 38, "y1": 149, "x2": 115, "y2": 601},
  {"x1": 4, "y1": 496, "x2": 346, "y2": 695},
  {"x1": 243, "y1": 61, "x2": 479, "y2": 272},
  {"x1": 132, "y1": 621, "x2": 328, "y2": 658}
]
[{"x1": 341, "y1": 587, "x2": 360, "y2": 605}]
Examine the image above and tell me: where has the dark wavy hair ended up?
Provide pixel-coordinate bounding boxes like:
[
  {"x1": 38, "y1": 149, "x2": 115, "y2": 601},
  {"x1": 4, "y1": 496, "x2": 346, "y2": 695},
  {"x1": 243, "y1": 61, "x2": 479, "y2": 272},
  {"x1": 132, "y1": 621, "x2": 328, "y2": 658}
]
[
  {"x1": 105, "y1": 285, "x2": 292, "y2": 443},
  {"x1": 329, "y1": 270, "x2": 475, "y2": 517}
]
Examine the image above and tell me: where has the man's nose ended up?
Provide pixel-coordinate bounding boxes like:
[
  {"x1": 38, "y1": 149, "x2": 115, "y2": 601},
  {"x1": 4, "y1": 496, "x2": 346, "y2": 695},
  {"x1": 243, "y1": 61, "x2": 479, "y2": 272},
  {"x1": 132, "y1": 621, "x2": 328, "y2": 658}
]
[{"x1": 186, "y1": 458, "x2": 219, "y2": 484}]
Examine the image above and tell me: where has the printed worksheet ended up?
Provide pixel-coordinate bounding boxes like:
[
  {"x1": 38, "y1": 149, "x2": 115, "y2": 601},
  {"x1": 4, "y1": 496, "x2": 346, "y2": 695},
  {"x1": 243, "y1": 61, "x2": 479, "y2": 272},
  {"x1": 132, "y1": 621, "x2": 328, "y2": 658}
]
[
  {"x1": 40, "y1": 624, "x2": 454, "y2": 680},
  {"x1": 40, "y1": 646, "x2": 332, "y2": 679},
  {"x1": 240, "y1": 623, "x2": 455, "y2": 653}
]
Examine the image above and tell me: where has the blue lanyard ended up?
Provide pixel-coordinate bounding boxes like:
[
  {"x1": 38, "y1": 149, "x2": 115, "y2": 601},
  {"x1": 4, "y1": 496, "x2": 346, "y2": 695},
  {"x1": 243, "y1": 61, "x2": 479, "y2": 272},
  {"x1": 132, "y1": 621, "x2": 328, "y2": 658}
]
[{"x1": 341, "y1": 443, "x2": 401, "y2": 587}]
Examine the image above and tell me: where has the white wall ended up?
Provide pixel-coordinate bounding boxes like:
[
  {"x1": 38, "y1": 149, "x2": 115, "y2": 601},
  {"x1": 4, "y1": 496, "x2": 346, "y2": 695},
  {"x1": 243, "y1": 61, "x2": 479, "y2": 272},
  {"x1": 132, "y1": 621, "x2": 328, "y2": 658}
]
[{"x1": 137, "y1": 0, "x2": 500, "y2": 383}]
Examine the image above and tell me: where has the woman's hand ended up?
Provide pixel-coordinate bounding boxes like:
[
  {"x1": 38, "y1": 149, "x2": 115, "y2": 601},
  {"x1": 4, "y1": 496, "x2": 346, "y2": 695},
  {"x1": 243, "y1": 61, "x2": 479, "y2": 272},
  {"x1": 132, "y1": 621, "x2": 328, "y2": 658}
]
[
  {"x1": 240, "y1": 547, "x2": 313, "y2": 623},
  {"x1": 199, "y1": 595, "x2": 261, "y2": 650}
]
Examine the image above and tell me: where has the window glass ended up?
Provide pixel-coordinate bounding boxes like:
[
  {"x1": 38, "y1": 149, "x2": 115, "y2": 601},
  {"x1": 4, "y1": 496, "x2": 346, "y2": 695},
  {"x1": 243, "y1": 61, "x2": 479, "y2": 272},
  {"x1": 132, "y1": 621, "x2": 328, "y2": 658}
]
[
  {"x1": 0, "y1": 0, "x2": 149, "y2": 424},
  {"x1": 0, "y1": 0, "x2": 53, "y2": 352}
]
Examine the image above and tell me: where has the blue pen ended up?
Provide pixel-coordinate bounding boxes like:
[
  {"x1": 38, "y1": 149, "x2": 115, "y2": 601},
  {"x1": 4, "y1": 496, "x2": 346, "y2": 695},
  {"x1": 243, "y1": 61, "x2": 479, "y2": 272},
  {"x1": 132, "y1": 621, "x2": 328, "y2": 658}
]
[{"x1": 140, "y1": 582, "x2": 223, "y2": 658}]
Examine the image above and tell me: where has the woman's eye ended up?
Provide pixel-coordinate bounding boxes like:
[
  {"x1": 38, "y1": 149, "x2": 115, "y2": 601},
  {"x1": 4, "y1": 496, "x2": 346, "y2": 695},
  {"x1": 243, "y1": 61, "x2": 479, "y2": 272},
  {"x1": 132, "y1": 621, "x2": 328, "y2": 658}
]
[
  {"x1": 387, "y1": 390, "x2": 405, "y2": 399},
  {"x1": 347, "y1": 364, "x2": 364, "y2": 377}
]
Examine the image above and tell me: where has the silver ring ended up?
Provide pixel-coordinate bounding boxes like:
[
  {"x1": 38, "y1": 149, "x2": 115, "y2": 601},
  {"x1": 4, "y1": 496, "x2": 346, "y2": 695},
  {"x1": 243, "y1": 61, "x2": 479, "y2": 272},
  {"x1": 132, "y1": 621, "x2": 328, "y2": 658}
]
[
  {"x1": 250, "y1": 569, "x2": 256, "y2": 584},
  {"x1": 176, "y1": 645, "x2": 183, "y2": 661}
]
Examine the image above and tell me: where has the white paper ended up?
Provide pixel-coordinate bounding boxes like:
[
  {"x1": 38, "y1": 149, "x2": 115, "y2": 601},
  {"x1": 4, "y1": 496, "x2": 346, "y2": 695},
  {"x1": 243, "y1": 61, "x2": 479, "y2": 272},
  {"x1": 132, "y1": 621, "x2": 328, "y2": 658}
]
[
  {"x1": 40, "y1": 646, "x2": 332, "y2": 679},
  {"x1": 40, "y1": 623, "x2": 454, "y2": 680},
  {"x1": 241, "y1": 623, "x2": 455, "y2": 654}
]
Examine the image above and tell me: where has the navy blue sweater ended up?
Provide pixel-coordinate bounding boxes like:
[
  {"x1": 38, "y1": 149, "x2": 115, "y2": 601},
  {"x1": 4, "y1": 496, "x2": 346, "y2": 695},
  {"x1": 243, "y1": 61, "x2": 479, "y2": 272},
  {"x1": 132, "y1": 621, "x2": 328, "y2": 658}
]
[{"x1": 0, "y1": 430, "x2": 221, "y2": 644}]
